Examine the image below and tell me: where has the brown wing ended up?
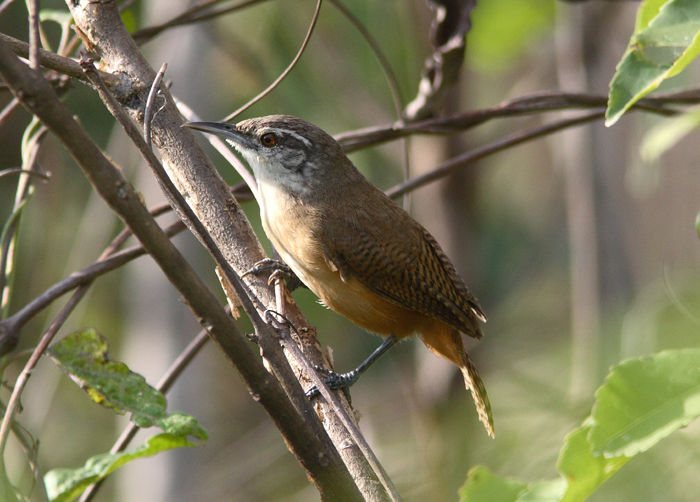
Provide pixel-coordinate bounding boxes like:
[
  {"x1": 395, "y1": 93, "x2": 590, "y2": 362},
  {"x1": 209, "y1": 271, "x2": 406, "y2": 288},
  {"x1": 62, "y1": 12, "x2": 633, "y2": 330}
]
[{"x1": 322, "y1": 194, "x2": 486, "y2": 338}]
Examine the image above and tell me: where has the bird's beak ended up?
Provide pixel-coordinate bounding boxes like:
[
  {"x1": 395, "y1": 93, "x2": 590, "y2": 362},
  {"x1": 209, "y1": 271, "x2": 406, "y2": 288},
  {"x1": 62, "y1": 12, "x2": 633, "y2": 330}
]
[{"x1": 183, "y1": 121, "x2": 254, "y2": 149}]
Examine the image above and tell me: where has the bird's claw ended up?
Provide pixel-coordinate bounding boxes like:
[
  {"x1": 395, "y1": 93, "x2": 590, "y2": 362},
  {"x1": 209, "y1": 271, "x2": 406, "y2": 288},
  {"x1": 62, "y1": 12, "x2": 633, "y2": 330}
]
[
  {"x1": 242, "y1": 258, "x2": 303, "y2": 290},
  {"x1": 305, "y1": 366, "x2": 359, "y2": 399}
]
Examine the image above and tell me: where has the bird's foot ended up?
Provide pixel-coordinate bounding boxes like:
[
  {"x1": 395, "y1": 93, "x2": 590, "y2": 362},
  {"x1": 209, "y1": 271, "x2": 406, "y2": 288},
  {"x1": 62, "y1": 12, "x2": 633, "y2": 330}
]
[
  {"x1": 242, "y1": 258, "x2": 303, "y2": 290},
  {"x1": 305, "y1": 366, "x2": 359, "y2": 399}
]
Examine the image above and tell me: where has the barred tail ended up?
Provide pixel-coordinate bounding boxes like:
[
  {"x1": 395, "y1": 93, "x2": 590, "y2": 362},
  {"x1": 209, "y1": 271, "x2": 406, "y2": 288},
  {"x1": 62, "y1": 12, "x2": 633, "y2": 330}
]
[
  {"x1": 419, "y1": 322, "x2": 495, "y2": 437},
  {"x1": 459, "y1": 351, "x2": 495, "y2": 438}
]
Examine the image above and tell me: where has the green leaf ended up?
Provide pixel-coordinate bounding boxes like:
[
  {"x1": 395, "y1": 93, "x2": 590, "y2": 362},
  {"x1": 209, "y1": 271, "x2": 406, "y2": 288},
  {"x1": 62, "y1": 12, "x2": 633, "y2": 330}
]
[
  {"x1": 516, "y1": 479, "x2": 567, "y2": 502},
  {"x1": 156, "y1": 412, "x2": 207, "y2": 441},
  {"x1": 39, "y1": 9, "x2": 73, "y2": 26},
  {"x1": 557, "y1": 425, "x2": 629, "y2": 502},
  {"x1": 606, "y1": 0, "x2": 700, "y2": 126},
  {"x1": 640, "y1": 105, "x2": 700, "y2": 161},
  {"x1": 589, "y1": 348, "x2": 700, "y2": 457},
  {"x1": 459, "y1": 465, "x2": 527, "y2": 502},
  {"x1": 696, "y1": 211, "x2": 700, "y2": 238},
  {"x1": 0, "y1": 461, "x2": 21, "y2": 502},
  {"x1": 49, "y1": 329, "x2": 168, "y2": 427},
  {"x1": 635, "y1": 0, "x2": 671, "y2": 31},
  {"x1": 48, "y1": 329, "x2": 206, "y2": 441},
  {"x1": 44, "y1": 433, "x2": 195, "y2": 502}
]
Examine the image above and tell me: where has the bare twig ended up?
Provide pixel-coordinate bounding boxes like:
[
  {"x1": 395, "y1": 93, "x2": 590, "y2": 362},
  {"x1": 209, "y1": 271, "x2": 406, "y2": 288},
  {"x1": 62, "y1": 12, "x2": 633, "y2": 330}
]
[
  {"x1": 132, "y1": 0, "x2": 271, "y2": 44},
  {"x1": 326, "y1": 0, "x2": 411, "y2": 208},
  {"x1": 0, "y1": 32, "x2": 120, "y2": 86},
  {"x1": 144, "y1": 62, "x2": 167, "y2": 148},
  {"x1": 0, "y1": 167, "x2": 50, "y2": 180},
  {"x1": 0, "y1": 0, "x2": 15, "y2": 17},
  {"x1": 27, "y1": 0, "x2": 40, "y2": 69},
  {"x1": 0, "y1": 96, "x2": 20, "y2": 128},
  {"x1": 337, "y1": 90, "x2": 685, "y2": 152},
  {"x1": 0, "y1": 276, "x2": 85, "y2": 452},
  {"x1": 0, "y1": 221, "x2": 185, "y2": 349},
  {"x1": 223, "y1": 0, "x2": 323, "y2": 121},
  {"x1": 386, "y1": 110, "x2": 604, "y2": 199}
]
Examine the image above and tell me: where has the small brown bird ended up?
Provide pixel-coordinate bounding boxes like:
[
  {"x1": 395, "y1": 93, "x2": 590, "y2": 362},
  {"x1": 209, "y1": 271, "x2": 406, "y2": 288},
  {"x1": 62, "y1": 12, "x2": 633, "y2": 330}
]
[{"x1": 186, "y1": 115, "x2": 494, "y2": 436}]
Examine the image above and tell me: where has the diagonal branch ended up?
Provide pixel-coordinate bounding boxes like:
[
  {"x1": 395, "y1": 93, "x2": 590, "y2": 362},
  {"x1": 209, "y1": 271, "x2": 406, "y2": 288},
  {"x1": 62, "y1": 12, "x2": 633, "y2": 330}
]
[
  {"x1": 0, "y1": 36, "x2": 361, "y2": 501},
  {"x1": 63, "y1": 1, "x2": 395, "y2": 499}
]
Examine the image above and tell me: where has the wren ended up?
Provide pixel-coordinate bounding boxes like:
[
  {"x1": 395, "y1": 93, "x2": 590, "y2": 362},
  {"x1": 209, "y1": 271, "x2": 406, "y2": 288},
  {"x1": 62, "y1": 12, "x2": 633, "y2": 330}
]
[{"x1": 186, "y1": 115, "x2": 494, "y2": 437}]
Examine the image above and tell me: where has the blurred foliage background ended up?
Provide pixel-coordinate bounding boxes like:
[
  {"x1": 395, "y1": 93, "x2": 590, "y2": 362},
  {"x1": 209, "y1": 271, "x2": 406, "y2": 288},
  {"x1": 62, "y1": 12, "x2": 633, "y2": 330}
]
[{"x1": 1, "y1": 0, "x2": 699, "y2": 501}]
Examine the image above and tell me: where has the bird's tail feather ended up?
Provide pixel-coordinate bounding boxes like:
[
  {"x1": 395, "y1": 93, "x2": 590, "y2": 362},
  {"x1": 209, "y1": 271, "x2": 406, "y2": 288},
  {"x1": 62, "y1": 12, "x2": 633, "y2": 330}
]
[{"x1": 419, "y1": 324, "x2": 494, "y2": 437}]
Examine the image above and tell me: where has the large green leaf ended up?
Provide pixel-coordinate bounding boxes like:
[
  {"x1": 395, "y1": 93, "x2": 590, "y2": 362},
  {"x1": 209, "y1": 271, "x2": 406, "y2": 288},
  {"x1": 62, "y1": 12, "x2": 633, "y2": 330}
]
[
  {"x1": 458, "y1": 348, "x2": 700, "y2": 502},
  {"x1": 557, "y1": 425, "x2": 628, "y2": 502},
  {"x1": 606, "y1": 0, "x2": 700, "y2": 125},
  {"x1": 44, "y1": 433, "x2": 194, "y2": 502},
  {"x1": 459, "y1": 465, "x2": 527, "y2": 502},
  {"x1": 588, "y1": 348, "x2": 700, "y2": 456},
  {"x1": 48, "y1": 328, "x2": 204, "y2": 439},
  {"x1": 45, "y1": 329, "x2": 207, "y2": 501},
  {"x1": 0, "y1": 461, "x2": 20, "y2": 502}
]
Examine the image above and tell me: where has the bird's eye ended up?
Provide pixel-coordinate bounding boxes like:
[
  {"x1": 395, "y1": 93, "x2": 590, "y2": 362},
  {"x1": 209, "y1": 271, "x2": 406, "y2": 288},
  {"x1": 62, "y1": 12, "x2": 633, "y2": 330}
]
[{"x1": 260, "y1": 133, "x2": 277, "y2": 147}]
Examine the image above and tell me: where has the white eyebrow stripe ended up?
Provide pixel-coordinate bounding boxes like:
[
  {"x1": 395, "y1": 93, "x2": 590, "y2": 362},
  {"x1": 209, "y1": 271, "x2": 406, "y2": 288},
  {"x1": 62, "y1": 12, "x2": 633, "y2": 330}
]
[{"x1": 266, "y1": 127, "x2": 312, "y2": 148}]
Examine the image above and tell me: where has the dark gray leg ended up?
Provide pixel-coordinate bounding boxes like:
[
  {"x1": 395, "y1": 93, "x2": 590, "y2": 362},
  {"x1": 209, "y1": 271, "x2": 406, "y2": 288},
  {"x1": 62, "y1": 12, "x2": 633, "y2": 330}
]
[{"x1": 306, "y1": 335, "x2": 399, "y2": 398}]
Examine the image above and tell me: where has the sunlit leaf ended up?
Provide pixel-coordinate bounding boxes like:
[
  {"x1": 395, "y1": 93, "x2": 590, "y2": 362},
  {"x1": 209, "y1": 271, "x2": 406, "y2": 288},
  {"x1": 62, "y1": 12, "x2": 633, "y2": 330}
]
[
  {"x1": 48, "y1": 329, "x2": 206, "y2": 441},
  {"x1": 557, "y1": 425, "x2": 629, "y2": 502},
  {"x1": 48, "y1": 329, "x2": 168, "y2": 427},
  {"x1": 640, "y1": 106, "x2": 700, "y2": 161},
  {"x1": 635, "y1": 0, "x2": 670, "y2": 31},
  {"x1": 589, "y1": 348, "x2": 700, "y2": 456},
  {"x1": 0, "y1": 461, "x2": 20, "y2": 502},
  {"x1": 459, "y1": 465, "x2": 527, "y2": 502},
  {"x1": 44, "y1": 433, "x2": 195, "y2": 502},
  {"x1": 516, "y1": 479, "x2": 566, "y2": 502},
  {"x1": 38, "y1": 9, "x2": 73, "y2": 26},
  {"x1": 606, "y1": 0, "x2": 700, "y2": 126}
]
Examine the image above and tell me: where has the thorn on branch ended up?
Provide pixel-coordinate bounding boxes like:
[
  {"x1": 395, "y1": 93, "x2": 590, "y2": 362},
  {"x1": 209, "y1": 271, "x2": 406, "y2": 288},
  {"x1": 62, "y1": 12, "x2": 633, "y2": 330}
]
[{"x1": 144, "y1": 62, "x2": 168, "y2": 149}]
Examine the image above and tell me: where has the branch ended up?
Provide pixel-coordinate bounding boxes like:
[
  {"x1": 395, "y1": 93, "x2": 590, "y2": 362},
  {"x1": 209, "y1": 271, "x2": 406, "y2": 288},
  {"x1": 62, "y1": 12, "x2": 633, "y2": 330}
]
[
  {"x1": 387, "y1": 110, "x2": 604, "y2": 199},
  {"x1": 132, "y1": 0, "x2": 271, "y2": 45},
  {"x1": 0, "y1": 35, "x2": 361, "y2": 501},
  {"x1": 0, "y1": 32, "x2": 120, "y2": 86},
  {"x1": 64, "y1": 1, "x2": 395, "y2": 499},
  {"x1": 336, "y1": 90, "x2": 687, "y2": 152}
]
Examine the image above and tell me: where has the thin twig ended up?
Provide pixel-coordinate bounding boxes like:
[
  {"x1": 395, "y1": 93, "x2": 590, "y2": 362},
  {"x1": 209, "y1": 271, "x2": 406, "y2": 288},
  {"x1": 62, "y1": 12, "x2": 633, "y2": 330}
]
[
  {"x1": 0, "y1": 168, "x2": 50, "y2": 181},
  {"x1": 0, "y1": 32, "x2": 120, "y2": 86},
  {"x1": 0, "y1": 96, "x2": 20, "y2": 128},
  {"x1": 27, "y1": 0, "x2": 40, "y2": 69},
  {"x1": 326, "y1": 0, "x2": 411, "y2": 209},
  {"x1": 132, "y1": 0, "x2": 270, "y2": 44},
  {"x1": 336, "y1": 91, "x2": 684, "y2": 152},
  {"x1": 0, "y1": 281, "x2": 85, "y2": 452},
  {"x1": 144, "y1": 62, "x2": 167, "y2": 148},
  {"x1": 0, "y1": 0, "x2": 15, "y2": 17},
  {"x1": 387, "y1": 110, "x2": 604, "y2": 199},
  {"x1": 223, "y1": 0, "x2": 323, "y2": 121},
  {"x1": 0, "y1": 220, "x2": 185, "y2": 347}
]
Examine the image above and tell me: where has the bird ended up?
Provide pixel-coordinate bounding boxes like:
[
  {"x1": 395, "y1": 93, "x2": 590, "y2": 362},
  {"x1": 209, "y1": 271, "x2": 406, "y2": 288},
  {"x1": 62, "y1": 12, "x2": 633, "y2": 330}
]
[{"x1": 185, "y1": 115, "x2": 494, "y2": 437}]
